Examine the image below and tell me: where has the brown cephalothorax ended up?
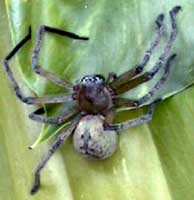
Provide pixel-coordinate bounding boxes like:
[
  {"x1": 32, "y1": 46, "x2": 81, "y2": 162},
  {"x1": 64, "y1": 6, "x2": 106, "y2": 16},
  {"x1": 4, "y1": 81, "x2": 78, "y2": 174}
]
[
  {"x1": 73, "y1": 75, "x2": 114, "y2": 115},
  {"x1": 3, "y1": 6, "x2": 181, "y2": 195}
]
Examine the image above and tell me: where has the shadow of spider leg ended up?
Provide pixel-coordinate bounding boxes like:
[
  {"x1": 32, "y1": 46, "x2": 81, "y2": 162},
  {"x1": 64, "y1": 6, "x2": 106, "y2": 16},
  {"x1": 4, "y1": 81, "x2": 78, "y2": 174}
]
[
  {"x1": 29, "y1": 106, "x2": 79, "y2": 125},
  {"x1": 107, "y1": 54, "x2": 176, "y2": 132},
  {"x1": 114, "y1": 54, "x2": 177, "y2": 109},
  {"x1": 30, "y1": 116, "x2": 80, "y2": 195},
  {"x1": 32, "y1": 25, "x2": 89, "y2": 89},
  {"x1": 109, "y1": 6, "x2": 181, "y2": 95},
  {"x1": 3, "y1": 28, "x2": 74, "y2": 105}
]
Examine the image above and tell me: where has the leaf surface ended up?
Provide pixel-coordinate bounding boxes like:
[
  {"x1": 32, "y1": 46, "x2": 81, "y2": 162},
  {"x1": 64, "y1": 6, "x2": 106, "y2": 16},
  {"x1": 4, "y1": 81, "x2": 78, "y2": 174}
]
[{"x1": 1, "y1": 0, "x2": 194, "y2": 199}]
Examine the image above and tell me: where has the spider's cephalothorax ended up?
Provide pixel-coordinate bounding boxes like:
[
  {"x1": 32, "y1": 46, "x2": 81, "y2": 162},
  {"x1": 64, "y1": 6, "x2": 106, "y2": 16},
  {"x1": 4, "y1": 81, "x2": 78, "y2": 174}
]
[
  {"x1": 73, "y1": 75, "x2": 114, "y2": 114},
  {"x1": 3, "y1": 6, "x2": 181, "y2": 195}
]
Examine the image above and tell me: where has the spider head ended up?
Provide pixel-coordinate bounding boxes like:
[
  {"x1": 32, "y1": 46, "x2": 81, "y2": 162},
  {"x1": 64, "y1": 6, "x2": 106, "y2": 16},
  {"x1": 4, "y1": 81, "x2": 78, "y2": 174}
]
[
  {"x1": 76, "y1": 74, "x2": 106, "y2": 99},
  {"x1": 73, "y1": 74, "x2": 113, "y2": 114}
]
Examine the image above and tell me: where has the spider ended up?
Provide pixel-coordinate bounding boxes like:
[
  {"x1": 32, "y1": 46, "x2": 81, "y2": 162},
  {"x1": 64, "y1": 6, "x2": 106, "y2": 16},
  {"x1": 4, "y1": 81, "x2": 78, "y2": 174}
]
[{"x1": 3, "y1": 6, "x2": 181, "y2": 195}]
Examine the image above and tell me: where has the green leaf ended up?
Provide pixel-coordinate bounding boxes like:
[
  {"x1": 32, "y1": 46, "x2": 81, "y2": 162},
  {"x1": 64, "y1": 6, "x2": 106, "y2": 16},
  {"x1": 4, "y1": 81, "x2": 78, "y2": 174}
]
[{"x1": 2, "y1": 0, "x2": 194, "y2": 199}]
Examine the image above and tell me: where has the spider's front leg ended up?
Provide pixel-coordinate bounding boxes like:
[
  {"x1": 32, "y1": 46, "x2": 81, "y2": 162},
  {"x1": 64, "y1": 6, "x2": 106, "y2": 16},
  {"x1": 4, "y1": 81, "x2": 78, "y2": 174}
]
[
  {"x1": 109, "y1": 11, "x2": 167, "y2": 92},
  {"x1": 114, "y1": 54, "x2": 177, "y2": 108},
  {"x1": 32, "y1": 25, "x2": 89, "y2": 89},
  {"x1": 106, "y1": 72, "x2": 117, "y2": 83},
  {"x1": 3, "y1": 27, "x2": 74, "y2": 105},
  {"x1": 113, "y1": 6, "x2": 181, "y2": 108},
  {"x1": 109, "y1": 6, "x2": 181, "y2": 95},
  {"x1": 30, "y1": 116, "x2": 80, "y2": 195}
]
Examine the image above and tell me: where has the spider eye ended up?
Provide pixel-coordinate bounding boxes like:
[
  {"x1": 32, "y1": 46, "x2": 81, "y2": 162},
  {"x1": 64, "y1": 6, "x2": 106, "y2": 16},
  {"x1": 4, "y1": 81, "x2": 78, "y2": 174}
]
[
  {"x1": 95, "y1": 74, "x2": 105, "y2": 81},
  {"x1": 81, "y1": 75, "x2": 105, "y2": 85}
]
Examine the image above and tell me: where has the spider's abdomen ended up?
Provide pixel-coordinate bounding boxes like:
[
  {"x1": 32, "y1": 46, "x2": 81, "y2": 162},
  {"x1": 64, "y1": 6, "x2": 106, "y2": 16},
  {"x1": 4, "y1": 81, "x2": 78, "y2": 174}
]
[
  {"x1": 74, "y1": 75, "x2": 114, "y2": 114},
  {"x1": 73, "y1": 115, "x2": 118, "y2": 160}
]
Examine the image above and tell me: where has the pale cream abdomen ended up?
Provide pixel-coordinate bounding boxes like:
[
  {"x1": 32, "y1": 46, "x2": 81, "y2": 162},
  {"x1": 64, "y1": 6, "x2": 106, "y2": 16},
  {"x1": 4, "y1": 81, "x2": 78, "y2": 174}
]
[{"x1": 73, "y1": 115, "x2": 118, "y2": 160}]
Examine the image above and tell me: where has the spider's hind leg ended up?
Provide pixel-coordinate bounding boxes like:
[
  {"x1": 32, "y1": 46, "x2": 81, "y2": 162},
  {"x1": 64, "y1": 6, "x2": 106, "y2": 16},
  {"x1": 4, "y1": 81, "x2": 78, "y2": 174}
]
[
  {"x1": 30, "y1": 117, "x2": 79, "y2": 195},
  {"x1": 29, "y1": 106, "x2": 78, "y2": 125},
  {"x1": 32, "y1": 25, "x2": 89, "y2": 89}
]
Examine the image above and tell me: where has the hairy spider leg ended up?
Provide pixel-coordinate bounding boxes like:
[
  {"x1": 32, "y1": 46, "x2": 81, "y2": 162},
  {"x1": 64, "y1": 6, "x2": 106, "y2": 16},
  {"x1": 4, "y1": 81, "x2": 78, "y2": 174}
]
[
  {"x1": 109, "y1": 12, "x2": 166, "y2": 91},
  {"x1": 29, "y1": 105, "x2": 79, "y2": 125},
  {"x1": 106, "y1": 72, "x2": 118, "y2": 83},
  {"x1": 109, "y1": 6, "x2": 181, "y2": 95},
  {"x1": 104, "y1": 100, "x2": 160, "y2": 132},
  {"x1": 115, "y1": 54, "x2": 177, "y2": 108},
  {"x1": 3, "y1": 27, "x2": 74, "y2": 105},
  {"x1": 30, "y1": 117, "x2": 80, "y2": 195},
  {"x1": 32, "y1": 25, "x2": 89, "y2": 89}
]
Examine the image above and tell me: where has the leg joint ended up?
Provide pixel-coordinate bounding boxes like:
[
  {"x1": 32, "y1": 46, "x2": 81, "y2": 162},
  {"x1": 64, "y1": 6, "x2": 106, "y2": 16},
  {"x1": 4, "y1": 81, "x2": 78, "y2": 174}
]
[
  {"x1": 143, "y1": 71, "x2": 155, "y2": 81},
  {"x1": 33, "y1": 66, "x2": 41, "y2": 74}
]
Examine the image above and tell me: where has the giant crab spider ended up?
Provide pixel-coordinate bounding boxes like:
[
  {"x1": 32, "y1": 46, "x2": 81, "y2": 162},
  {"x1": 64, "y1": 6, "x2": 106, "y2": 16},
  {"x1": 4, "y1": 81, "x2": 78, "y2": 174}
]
[{"x1": 3, "y1": 6, "x2": 181, "y2": 195}]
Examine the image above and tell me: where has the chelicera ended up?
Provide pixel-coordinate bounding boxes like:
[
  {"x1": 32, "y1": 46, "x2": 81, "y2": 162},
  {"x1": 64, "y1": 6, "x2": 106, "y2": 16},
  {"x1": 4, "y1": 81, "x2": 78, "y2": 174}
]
[{"x1": 3, "y1": 6, "x2": 181, "y2": 195}]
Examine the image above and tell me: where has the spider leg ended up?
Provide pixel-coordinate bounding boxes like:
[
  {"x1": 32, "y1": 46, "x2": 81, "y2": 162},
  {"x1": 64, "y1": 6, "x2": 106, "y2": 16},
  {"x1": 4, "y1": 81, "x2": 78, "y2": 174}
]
[
  {"x1": 114, "y1": 54, "x2": 176, "y2": 108},
  {"x1": 104, "y1": 100, "x2": 160, "y2": 132},
  {"x1": 109, "y1": 12, "x2": 166, "y2": 91},
  {"x1": 106, "y1": 72, "x2": 117, "y2": 83},
  {"x1": 29, "y1": 107, "x2": 79, "y2": 125},
  {"x1": 109, "y1": 6, "x2": 181, "y2": 95},
  {"x1": 3, "y1": 28, "x2": 74, "y2": 105},
  {"x1": 30, "y1": 116, "x2": 80, "y2": 195},
  {"x1": 32, "y1": 25, "x2": 89, "y2": 89}
]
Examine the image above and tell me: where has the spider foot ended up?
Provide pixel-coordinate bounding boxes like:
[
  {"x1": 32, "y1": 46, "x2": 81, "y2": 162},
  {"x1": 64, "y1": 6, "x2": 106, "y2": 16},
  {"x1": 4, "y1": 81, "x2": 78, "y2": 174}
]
[
  {"x1": 171, "y1": 6, "x2": 182, "y2": 15},
  {"x1": 156, "y1": 14, "x2": 164, "y2": 28},
  {"x1": 169, "y1": 53, "x2": 177, "y2": 60},
  {"x1": 30, "y1": 180, "x2": 40, "y2": 195},
  {"x1": 30, "y1": 171, "x2": 41, "y2": 195}
]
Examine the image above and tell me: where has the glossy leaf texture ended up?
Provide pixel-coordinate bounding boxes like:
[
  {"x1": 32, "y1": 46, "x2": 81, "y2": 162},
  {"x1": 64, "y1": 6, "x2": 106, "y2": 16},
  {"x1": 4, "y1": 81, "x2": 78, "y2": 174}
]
[{"x1": 1, "y1": 0, "x2": 194, "y2": 200}]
